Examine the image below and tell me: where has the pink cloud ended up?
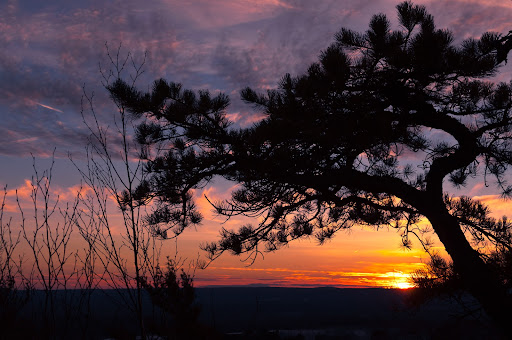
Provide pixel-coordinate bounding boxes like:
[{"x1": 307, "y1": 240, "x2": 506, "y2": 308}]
[
  {"x1": 472, "y1": 194, "x2": 512, "y2": 218},
  {"x1": 196, "y1": 182, "x2": 242, "y2": 223},
  {"x1": 37, "y1": 103, "x2": 63, "y2": 113},
  {"x1": 447, "y1": 0, "x2": 512, "y2": 8},
  {"x1": 162, "y1": 0, "x2": 296, "y2": 30}
]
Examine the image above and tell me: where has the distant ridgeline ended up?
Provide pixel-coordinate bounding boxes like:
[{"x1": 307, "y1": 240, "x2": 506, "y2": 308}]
[{"x1": 3, "y1": 287, "x2": 501, "y2": 339}]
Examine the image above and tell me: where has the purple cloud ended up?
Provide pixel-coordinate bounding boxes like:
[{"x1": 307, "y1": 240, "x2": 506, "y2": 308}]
[{"x1": 0, "y1": 0, "x2": 511, "y2": 160}]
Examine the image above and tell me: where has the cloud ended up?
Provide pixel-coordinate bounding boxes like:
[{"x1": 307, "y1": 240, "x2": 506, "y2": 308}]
[
  {"x1": 0, "y1": 172, "x2": 92, "y2": 213},
  {"x1": 0, "y1": 0, "x2": 186, "y2": 158},
  {"x1": 473, "y1": 194, "x2": 512, "y2": 218},
  {"x1": 197, "y1": 261, "x2": 425, "y2": 288},
  {"x1": 419, "y1": 0, "x2": 512, "y2": 40},
  {"x1": 37, "y1": 103, "x2": 63, "y2": 113},
  {"x1": 2, "y1": 0, "x2": 511, "y2": 160}
]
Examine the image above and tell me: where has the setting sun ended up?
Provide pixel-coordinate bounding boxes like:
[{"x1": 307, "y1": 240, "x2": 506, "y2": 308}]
[{"x1": 394, "y1": 281, "x2": 414, "y2": 289}]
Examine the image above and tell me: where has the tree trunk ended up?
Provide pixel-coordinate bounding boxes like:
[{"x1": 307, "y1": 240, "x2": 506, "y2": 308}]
[{"x1": 425, "y1": 206, "x2": 512, "y2": 337}]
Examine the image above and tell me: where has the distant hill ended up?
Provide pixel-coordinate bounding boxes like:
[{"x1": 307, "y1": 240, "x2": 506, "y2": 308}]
[
  {"x1": 7, "y1": 287, "x2": 502, "y2": 339},
  {"x1": 196, "y1": 287, "x2": 493, "y2": 337}
]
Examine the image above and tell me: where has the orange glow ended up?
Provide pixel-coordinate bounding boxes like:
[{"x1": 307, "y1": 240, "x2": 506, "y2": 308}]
[
  {"x1": 472, "y1": 194, "x2": 512, "y2": 218},
  {"x1": 394, "y1": 281, "x2": 414, "y2": 289},
  {"x1": 3, "y1": 181, "x2": 483, "y2": 290},
  {"x1": 195, "y1": 265, "x2": 423, "y2": 288}
]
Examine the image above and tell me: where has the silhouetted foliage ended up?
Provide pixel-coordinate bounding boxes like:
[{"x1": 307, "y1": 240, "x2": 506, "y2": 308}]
[
  {"x1": 0, "y1": 186, "x2": 30, "y2": 336},
  {"x1": 0, "y1": 273, "x2": 30, "y2": 339},
  {"x1": 142, "y1": 258, "x2": 201, "y2": 337},
  {"x1": 74, "y1": 45, "x2": 160, "y2": 340},
  {"x1": 410, "y1": 249, "x2": 512, "y2": 313},
  {"x1": 107, "y1": 1, "x2": 512, "y2": 335}
]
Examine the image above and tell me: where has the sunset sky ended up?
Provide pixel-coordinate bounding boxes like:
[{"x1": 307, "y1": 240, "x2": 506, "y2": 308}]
[{"x1": 2, "y1": 0, "x2": 512, "y2": 289}]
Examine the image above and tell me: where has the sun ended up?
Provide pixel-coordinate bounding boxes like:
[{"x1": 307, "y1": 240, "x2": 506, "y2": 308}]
[
  {"x1": 382, "y1": 271, "x2": 416, "y2": 289},
  {"x1": 394, "y1": 281, "x2": 414, "y2": 289}
]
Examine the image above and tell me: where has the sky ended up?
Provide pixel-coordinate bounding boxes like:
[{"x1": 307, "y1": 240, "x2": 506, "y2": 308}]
[{"x1": 2, "y1": 0, "x2": 512, "y2": 289}]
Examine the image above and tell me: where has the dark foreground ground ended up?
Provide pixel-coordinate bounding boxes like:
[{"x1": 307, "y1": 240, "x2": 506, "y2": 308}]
[
  {"x1": 196, "y1": 287, "x2": 500, "y2": 339},
  {"x1": 2, "y1": 287, "x2": 503, "y2": 339}
]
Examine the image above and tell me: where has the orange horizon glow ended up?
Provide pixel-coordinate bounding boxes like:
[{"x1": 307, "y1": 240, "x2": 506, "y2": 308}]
[
  {"x1": 194, "y1": 266, "x2": 419, "y2": 289},
  {"x1": 5, "y1": 176, "x2": 512, "y2": 290},
  {"x1": 2, "y1": 178, "x2": 441, "y2": 290}
]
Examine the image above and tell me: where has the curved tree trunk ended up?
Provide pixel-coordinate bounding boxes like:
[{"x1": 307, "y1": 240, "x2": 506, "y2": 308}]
[{"x1": 424, "y1": 204, "x2": 512, "y2": 336}]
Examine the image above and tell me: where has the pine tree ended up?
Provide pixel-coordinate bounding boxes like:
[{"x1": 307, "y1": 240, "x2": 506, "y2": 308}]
[{"x1": 107, "y1": 2, "x2": 512, "y2": 335}]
